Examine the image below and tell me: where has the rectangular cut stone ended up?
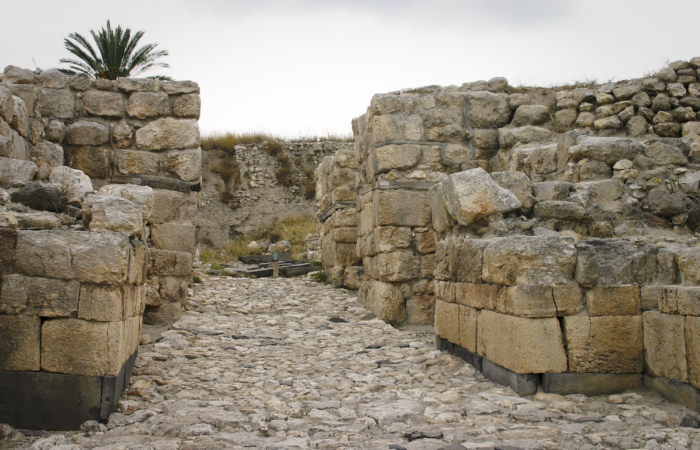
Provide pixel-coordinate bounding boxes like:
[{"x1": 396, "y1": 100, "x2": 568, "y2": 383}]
[
  {"x1": 0, "y1": 274, "x2": 79, "y2": 317},
  {"x1": 150, "y1": 221, "x2": 195, "y2": 252},
  {"x1": 414, "y1": 230, "x2": 436, "y2": 254},
  {"x1": 586, "y1": 285, "x2": 641, "y2": 316},
  {"x1": 421, "y1": 254, "x2": 436, "y2": 279},
  {"x1": 552, "y1": 284, "x2": 584, "y2": 316},
  {"x1": 334, "y1": 227, "x2": 358, "y2": 244},
  {"x1": 428, "y1": 183, "x2": 452, "y2": 234},
  {"x1": 641, "y1": 286, "x2": 662, "y2": 311},
  {"x1": 458, "y1": 305, "x2": 478, "y2": 353},
  {"x1": 78, "y1": 284, "x2": 123, "y2": 322},
  {"x1": 0, "y1": 315, "x2": 40, "y2": 371},
  {"x1": 377, "y1": 251, "x2": 420, "y2": 283},
  {"x1": 643, "y1": 311, "x2": 688, "y2": 383},
  {"x1": 504, "y1": 285, "x2": 557, "y2": 318},
  {"x1": 0, "y1": 227, "x2": 17, "y2": 274},
  {"x1": 365, "y1": 281, "x2": 405, "y2": 324},
  {"x1": 564, "y1": 316, "x2": 643, "y2": 374},
  {"x1": 435, "y1": 300, "x2": 460, "y2": 346},
  {"x1": 375, "y1": 226, "x2": 412, "y2": 253},
  {"x1": 147, "y1": 249, "x2": 194, "y2": 277},
  {"x1": 479, "y1": 284, "x2": 503, "y2": 311},
  {"x1": 336, "y1": 243, "x2": 360, "y2": 267},
  {"x1": 374, "y1": 190, "x2": 430, "y2": 228},
  {"x1": 477, "y1": 310, "x2": 567, "y2": 374},
  {"x1": 452, "y1": 238, "x2": 490, "y2": 283},
  {"x1": 482, "y1": 237, "x2": 577, "y2": 286},
  {"x1": 148, "y1": 189, "x2": 197, "y2": 224},
  {"x1": 127, "y1": 239, "x2": 147, "y2": 286},
  {"x1": 123, "y1": 285, "x2": 145, "y2": 318},
  {"x1": 687, "y1": 316, "x2": 700, "y2": 390},
  {"x1": 15, "y1": 230, "x2": 129, "y2": 284},
  {"x1": 659, "y1": 286, "x2": 700, "y2": 316},
  {"x1": 329, "y1": 208, "x2": 357, "y2": 228},
  {"x1": 41, "y1": 318, "x2": 125, "y2": 376},
  {"x1": 371, "y1": 144, "x2": 421, "y2": 174}
]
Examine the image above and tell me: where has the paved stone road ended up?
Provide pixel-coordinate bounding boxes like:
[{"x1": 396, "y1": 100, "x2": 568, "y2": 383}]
[{"x1": 2, "y1": 277, "x2": 700, "y2": 450}]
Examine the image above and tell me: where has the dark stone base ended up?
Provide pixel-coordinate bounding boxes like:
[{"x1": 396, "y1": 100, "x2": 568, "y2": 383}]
[
  {"x1": 0, "y1": 351, "x2": 137, "y2": 430},
  {"x1": 543, "y1": 373, "x2": 643, "y2": 396},
  {"x1": 644, "y1": 375, "x2": 700, "y2": 412}
]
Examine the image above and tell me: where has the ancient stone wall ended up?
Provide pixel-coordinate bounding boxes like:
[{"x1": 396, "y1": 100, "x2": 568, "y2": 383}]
[
  {"x1": 315, "y1": 148, "x2": 364, "y2": 289},
  {"x1": 0, "y1": 65, "x2": 201, "y2": 429}
]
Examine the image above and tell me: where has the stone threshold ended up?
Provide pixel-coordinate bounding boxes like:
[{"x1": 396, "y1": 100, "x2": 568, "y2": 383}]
[
  {"x1": 0, "y1": 351, "x2": 138, "y2": 431},
  {"x1": 436, "y1": 335, "x2": 700, "y2": 411}
]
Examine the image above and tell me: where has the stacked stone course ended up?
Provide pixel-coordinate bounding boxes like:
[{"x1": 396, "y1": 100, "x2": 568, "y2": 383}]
[{"x1": 0, "y1": 65, "x2": 201, "y2": 429}]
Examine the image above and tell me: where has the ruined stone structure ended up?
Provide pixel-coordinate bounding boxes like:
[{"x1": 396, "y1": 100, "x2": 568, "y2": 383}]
[
  {"x1": 315, "y1": 148, "x2": 364, "y2": 289},
  {"x1": 0, "y1": 65, "x2": 200, "y2": 429},
  {"x1": 316, "y1": 57, "x2": 700, "y2": 407}
]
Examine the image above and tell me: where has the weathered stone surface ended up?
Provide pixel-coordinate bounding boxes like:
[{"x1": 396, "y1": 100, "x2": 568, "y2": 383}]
[
  {"x1": 533, "y1": 201, "x2": 586, "y2": 221},
  {"x1": 36, "y1": 88, "x2": 75, "y2": 119},
  {"x1": 10, "y1": 95, "x2": 28, "y2": 137},
  {"x1": 499, "y1": 126, "x2": 552, "y2": 148},
  {"x1": 49, "y1": 166, "x2": 93, "y2": 200},
  {"x1": 0, "y1": 274, "x2": 79, "y2": 317},
  {"x1": 375, "y1": 189, "x2": 430, "y2": 228},
  {"x1": 375, "y1": 226, "x2": 411, "y2": 253},
  {"x1": 161, "y1": 80, "x2": 200, "y2": 94},
  {"x1": 643, "y1": 312, "x2": 688, "y2": 383},
  {"x1": 435, "y1": 300, "x2": 460, "y2": 346},
  {"x1": 687, "y1": 316, "x2": 700, "y2": 389},
  {"x1": 438, "y1": 168, "x2": 521, "y2": 226},
  {"x1": 645, "y1": 141, "x2": 688, "y2": 165},
  {"x1": 564, "y1": 316, "x2": 643, "y2": 374},
  {"x1": 503, "y1": 285, "x2": 557, "y2": 318},
  {"x1": 477, "y1": 310, "x2": 567, "y2": 374},
  {"x1": 127, "y1": 92, "x2": 170, "y2": 119},
  {"x1": 41, "y1": 318, "x2": 125, "y2": 376},
  {"x1": 83, "y1": 194, "x2": 144, "y2": 237},
  {"x1": 151, "y1": 221, "x2": 195, "y2": 252},
  {"x1": 574, "y1": 179, "x2": 624, "y2": 202},
  {"x1": 414, "y1": 230, "x2": 436, "y2": 254},
  {"x1": 148, "y1": 249, "x2": 194, "y2": 277},
  {"x1": 677, "y1": 246, "x2": 700, "y2": 285},
  {"x1": 365, "y1": 280, "x2": 405, "y2": 324},
  {"x1": 511, "y1": 105, "x2": 549, "y2": 127},
  {"x1": 172, "y1": 93, "x2": 201, "y2": 118},
  {"x1": 135, "y1": 118, "x2": 200, "y2": 151},
  {"x1": 67, "y1": 145, "x2": 114, "y2": 179},
  {"x1": 164, "y1": 148, "x2": 201, "y2": 182},
  {"x1": 115, "y1": 149, "x2": 160, "y2": 177},
  {"x1": 586, "y1": 285, "x2": 640, "y2": 316},
  {"x1": 658, "y1": 286, "x2": 700, "y2": 317},
  {"x1": 83, "y1": 90, "x2": 124, "y2": 118},
  {"x1": 645, "y1": 188, "x2": 687, "y2": 218},
  {"x1": 9, "y1": 182, "x2": 63, "y2": 212},
  {"x1": 15, "y1": 230, "x2": 129, "y2": 283},
  {"x1": 612, "y1": 84, "x2": 642, "y2": 101},
  {"x1": 149, "y1": 189, "x2": 197, "y2": 224},
  {"x1": 0, "y1": 315, "x2": 40, "y2": 371},
  {"x1": 531, "y1": 181, "x2": 571, "y2": 201},
  {"x1": 482, "y1": 237, "x2": 577, "y2": 286},
  {"x1": 143, "y1": 301, "x2": 183, "y2": 325},
  {"x1": 574, "y1": 239, "x2": 646, "y2": 287},
  {"x1": 30, "y1": 141, "x2": 64, "y2": 180},
  {"x1": 78, "y1": 284, "x2": 123, "y2": 322},
  {"x1": 3, "y1": 66, "x2": 36, "y2": 84},
  {"x1": 64, "y1": 121, "x2": 110, "y2": 146},
  {"x1": 116, "y1": 78, "x2": 156, "y2": 92},
  {"x1": 490, "y1": 171, "x2": 536, "y2": 212},
  {"x1": 428, "y1": 183, "x2": 453, "y2": 234},
  {"x1": 343, "y1": 266, "x2": 365, "y2": 290},
  {"x1": 377, "y1": 251, "x2": 420, "y2": 283},
  {"x1": 552, "y1": 284, "x2": 584, "y2": 316},
  {"x1": 98, "y1": 184, "x2": 155, "y2": 219},
  {"x1": 466, "y1": 91, "x2": 511, "y2": 128},
  {"x1": 569, "y1": 136, "x2": 646, "y2": 164}
]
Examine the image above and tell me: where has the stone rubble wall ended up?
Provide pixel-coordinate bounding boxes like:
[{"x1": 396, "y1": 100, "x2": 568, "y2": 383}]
[
  {"x1": 0, "y1": 65, "x2": 202, "y2": 429},
  {"x1": 315, "y1": 149, "x2": 364, "y2": 289},
  {"x1": 0, "y1": 65, "x2": 201, "y2": 326}
]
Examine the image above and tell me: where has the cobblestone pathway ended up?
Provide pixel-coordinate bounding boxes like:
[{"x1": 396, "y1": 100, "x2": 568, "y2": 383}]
[{"x1": 3, "y1": 277, "x2": 700, "y2": 450}]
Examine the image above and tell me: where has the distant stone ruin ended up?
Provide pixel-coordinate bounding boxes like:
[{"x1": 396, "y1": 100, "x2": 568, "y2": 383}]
[
  {"x1": 316, "y1": 58, "x2": 700, "y2": 409},
  {"x1": 0, "y1": 65, "x2": 201, "y2": 429}
]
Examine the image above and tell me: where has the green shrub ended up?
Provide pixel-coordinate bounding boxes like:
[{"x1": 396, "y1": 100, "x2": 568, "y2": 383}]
[{"x1": 193, "y1": 275, "x2": 202, "y2": 284}]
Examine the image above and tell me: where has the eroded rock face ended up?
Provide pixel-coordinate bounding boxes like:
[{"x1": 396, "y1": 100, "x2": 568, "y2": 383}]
[
  {"x1": 82, "y1": 194, "x2": 144, "y2": 237},
  {"x1": 135, "y1": 118, "x2": 200, "y2": 150},
  {"x1": 49, "y1": 166, "x2": 93, "y2": 201}
]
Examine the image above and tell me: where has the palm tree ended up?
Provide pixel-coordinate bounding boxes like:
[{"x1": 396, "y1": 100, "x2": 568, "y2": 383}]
[{"x1": 59, "y1": 20, "x2": 170, "y2": 80}]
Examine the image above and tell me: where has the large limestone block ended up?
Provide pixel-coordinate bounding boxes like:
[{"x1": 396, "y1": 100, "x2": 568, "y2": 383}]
[
  {"x1": 68, "y1": 145, "x2": 114, "y2": 179},
  {"x1": 574, "y1": 239, "x2": 646, "y2": 288},
  {"x1": 371, "y1": 144, "x2": 421, "y2": 174},
  {"x1": 336, "y1": 242, "x2": 360, "y2": 266},
  {"x1": 123, "y1": 284, "x2": 146, "y2": 317},
  {"x1": 0, "y1": 86, "x2": 15, "y2": 122},
  {"x1": 406, "y1": 295, "x2": 435, "y2": 326},
  {"x1": 161, "y1": 80, "x2": 200, "y2": 95},
  {"x1": 164, "y1": 148, "x2": 202, "y2": 182},
  {"x1": 643, "y1": 312, "x2": 688, "y2": 382},
  {"x1": 466, "y1": 91, "x2": 511, "y2": 128},
  {"x1": 116, "y1": 78, "x2": 156, "y2": 92},
  {"x1": 687, "y1": 316, "x2": 700, "y2": 389},
  {"x1": 375, "y1": 190, "x2": 430, "y2": 228},
  {"x1": 98, "y1": 184, "x2": 155, "y2": 219},
  {"x1": 158, "y1": 276, "x2": 188, "y2": 303},
  {"x1": 511, "y1": 105, "x2": 549, "y2": 127},
  {"x1": 439, "y1": 168, "x2": 520, "y2": 226},
  {"x1": 499, "y1": 126, "x2": 553, "y2": 148},
  {"x1": 83, "y1": 194, "x2": 144, "y2": 237},
  {"x1": 459, "y1": 305, "x2": 478, "y2": 353},
  {"x1": 677, "y1": 247, "x2": 700, "y2": 285},
  {"x1": 64, "y1": 121, "x2": 110, "y2": 146},
  {"x1": 435, "y1": 300, "x2": 460, "y2": 345},
  {"x1": 331, "y1": 186, "x2": 356, "y2": 203},
  {"x1": 552, "y1": 284, "x2": 584, "y2": 316},
  {"x1": 428, "y1": 183, "x2": 452, "y2": 234},
  {"x1": 151, "y1": 221, "x2": 195, "y2": 252},
  {"x1": 148, "y1": 249, "x2": 194, "y2": 277},
  {"x1": 343, "y1": 266, "x2": 365, "y2": 290},
  {"x1": 3, "y1": 66, "x2": 36, "y2": 84},
  {"x1": 30, "y1": 141, "x2": 64, "y2": 180},
  {"x1": 0, "y1": 315, "x2": 40, "y2": 371},
  {"x1": 15, "y1": 230, "x2": 129, "y2": 283},
  {"x1": 329, "y1": 208, "x2": 357, "y2": 228},
  {"x1": 477, "y1": 310, "x2": 567, "y2": 374},
  {"x1": 143, "y1": 301, "x2": 183, "y2": 325},
  {"x1": 135, "y1": 118, "x2": 200, "y2": 151},
  {"x1": 49, "y1": 166, "x2": 93, "y2": 200},
  {"x1": 366, "y1": 280, "x2": 405, "y2": 324},
  {"x1": 482, "y1": 236, "x2": 577, "y2": 286},
  {"x1": 491, "y1": 171, "x2": 536, "y2": 213},
  {"x1": 83, "y1": 90, "x2": 124, "y2": 118},
  {"x1": 375, "y1": 226, "x2": 411, "y2": 253},
  {"x1": 533, "y1": 201, "x2": 586, "y2": 221},
  {"x1": 148, "y1": 189, "x2": 197, "y2": 224},
  {"x1": 115, "y1": 149, "x2": 160, "y2": 177},
  {"x1": 414, "y1": 229, "x2": 436, "y2": 254},
  {"x1": 11, "y1": 95, "x2": 29, "y2": 137},
  {"x1": 78, "y1": 284, "x2": 123, "y2": 322},
  {"x1": 569, "y1": 136, "x2": 646, "y2": 164},
  {"x1": 377, "y1": 251, "x2": 420, "y2": 283},
  {"x1": 421, "y1": 254, "x2": 436, "y2": 279},
  {"x1": 36, "y1": 88, "x2": 75, "y2": 119},
  {"x1": 127, "y1": 92, "x2": 170, "y2": 119},
  {"x1": 564, "y1": 316, "x2": 644, "y2": 374},
  {"x1": 451, "y1": 238, "x2": 491, "y2": 283},
  {"x1": 504, "y1": 285, "x2": 557, "y2": 318},
  {"x1": 574, "y1": 179, "x2": 625, "y2": 203},
  {"x1": 659, "y1": 286, "x2": 700, "y2": 316},
  {"x1": 0, "y1": 274, "x2": 79, "y2": 317},
  {"x1": 586, "y1": 285, "x2": 641, "y2": 316},
  {"x1": 0, "y1": 156, "x2": 37, "y2": 187},
  {"x1": 0, "y1": 227, "x2": 18, "y2": 275},
  {"x1": 127, "y1": 239, "x2": 147, "y2": 286},
  {"x1": 41, "y1": 318, "x2": 125, "y2": 376},
  {"x1": 173, "y1": 93, "x2": 201, "y2": 118}
]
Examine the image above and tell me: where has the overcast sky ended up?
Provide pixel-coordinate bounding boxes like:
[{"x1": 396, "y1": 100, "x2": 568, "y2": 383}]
[{"x1": 2, "y1": 0, "x2": 699, "y2": 138}]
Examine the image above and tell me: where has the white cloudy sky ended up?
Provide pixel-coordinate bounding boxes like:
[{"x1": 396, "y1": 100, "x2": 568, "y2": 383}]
[{"x1": 2, "y1": 0, "x2": 699, "y2": 138}]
